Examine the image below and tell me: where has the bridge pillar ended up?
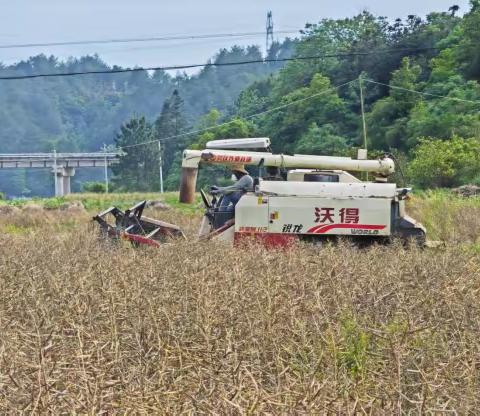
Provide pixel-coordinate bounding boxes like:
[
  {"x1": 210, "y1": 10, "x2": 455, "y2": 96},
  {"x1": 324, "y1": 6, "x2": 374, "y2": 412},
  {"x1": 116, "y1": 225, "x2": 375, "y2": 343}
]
[{"x1": 53, "y1": 167, "x2": 75, "y2": 196}]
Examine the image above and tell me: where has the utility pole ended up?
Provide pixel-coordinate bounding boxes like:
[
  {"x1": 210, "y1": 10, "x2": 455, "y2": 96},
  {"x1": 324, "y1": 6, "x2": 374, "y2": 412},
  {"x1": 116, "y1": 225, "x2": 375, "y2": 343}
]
[
  {"x1": 266, "y1": 11, "x2": 274, "y2": 54},
  {"x1": 103, "y1": 143, "x2": 109, "y2": 194},
  {"x1": 53, "y1": 148, "x2": 58, "y2": 197},
  {"x1": 158, "y1": 141, "x2": 164, "y2": 194},
  {"x1": 359, "y1": 75, "x2": 369, "y2": 181},
  {"x1": 359, "y1": 75, "x2": 368, "y2": 152}
]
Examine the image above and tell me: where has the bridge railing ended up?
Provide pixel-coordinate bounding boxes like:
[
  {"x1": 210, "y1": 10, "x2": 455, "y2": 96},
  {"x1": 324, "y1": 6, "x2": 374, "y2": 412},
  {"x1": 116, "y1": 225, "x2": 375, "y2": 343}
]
[{"x1": 0, "y1": 152, "x2": 120, "y2": 160}]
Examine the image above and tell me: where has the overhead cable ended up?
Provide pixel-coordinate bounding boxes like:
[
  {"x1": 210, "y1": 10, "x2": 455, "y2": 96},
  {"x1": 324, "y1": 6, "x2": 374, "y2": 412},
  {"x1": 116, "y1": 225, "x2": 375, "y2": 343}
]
[
  {"x1": 0, "y1": 47, "x2": 443, "y2": 81},
  {"x1": 0, "y1": 31, "x2": 298, "y2": 50},
  {"x1": 365, "y1": 79, "x2": 480, "y2": 105}
]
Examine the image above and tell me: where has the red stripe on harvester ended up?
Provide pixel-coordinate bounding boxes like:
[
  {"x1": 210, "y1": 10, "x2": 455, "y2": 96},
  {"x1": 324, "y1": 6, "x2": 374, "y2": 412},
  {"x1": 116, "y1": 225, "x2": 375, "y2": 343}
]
[
  {"x1": 307, "y1": 224, "x2": 330, "y2": 234},
  {"x1": 307, "y1": 224, "x2": 386, "y2": 234}
]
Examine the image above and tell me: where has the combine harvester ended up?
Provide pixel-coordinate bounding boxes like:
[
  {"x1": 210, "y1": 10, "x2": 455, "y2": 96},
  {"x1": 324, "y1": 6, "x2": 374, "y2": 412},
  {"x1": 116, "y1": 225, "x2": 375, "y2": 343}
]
[{"x1": 94, "y1": 138, "x2": 426, "y2": 247}]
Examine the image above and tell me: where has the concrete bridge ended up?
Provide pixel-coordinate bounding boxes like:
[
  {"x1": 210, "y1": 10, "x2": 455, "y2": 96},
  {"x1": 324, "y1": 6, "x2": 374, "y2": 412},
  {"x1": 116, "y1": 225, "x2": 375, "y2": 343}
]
[{"x1": 0, "y1": 152, "x2": 119, "y2": 196}]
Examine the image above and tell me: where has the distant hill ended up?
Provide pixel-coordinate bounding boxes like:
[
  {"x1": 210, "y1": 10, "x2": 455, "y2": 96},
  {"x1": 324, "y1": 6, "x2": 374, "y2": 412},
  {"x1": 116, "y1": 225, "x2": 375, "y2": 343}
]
[
  {"x1": 0, "y1": 41, "x2": 295, "y2": 154},
  {"x1": 0, "y1": 41, "x2": 294, "y2": 196}
]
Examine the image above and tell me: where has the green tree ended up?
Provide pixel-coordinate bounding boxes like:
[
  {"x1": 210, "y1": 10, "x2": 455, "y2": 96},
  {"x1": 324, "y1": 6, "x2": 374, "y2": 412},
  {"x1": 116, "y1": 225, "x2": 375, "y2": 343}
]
[
  {"x1": 406, "y1": 49, "x2": 480, "y2": 146},
  {"x1": 455, "y1": 1, "x2": 480, "y2": 80},
  {"x1": 154, "y1": 90, "x2": 188, "y2": 178},
  {"x1": 367, "y1": 58, "x2": 422, "y2": 150},
  {"x1": 192, "y1": 114, "x2": 255, "y2": 150},
  {"x1": 295, "y1": 123, "x2": 349, "y2": 155},
  {"x1": 275, "y1": 11, "x2": 391, "y2": 96},
  {"x1": 261, "y1": 73, "x2": 350, "y2": 153},
  {"x1": 407, "y1": 136, "x2": 480, "y2": 188},
  {"x1": 82, "y1": 181, "x2": 106, "y2": 193},
  {"x1": 112, "y1": 116, "x2": 158, "y2": 191}
]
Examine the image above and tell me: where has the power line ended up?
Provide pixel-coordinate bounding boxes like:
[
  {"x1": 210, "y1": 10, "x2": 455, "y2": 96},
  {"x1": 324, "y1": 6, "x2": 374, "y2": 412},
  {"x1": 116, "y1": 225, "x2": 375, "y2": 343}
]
[
  {"x1": 0, "y1": 47, "x2": 442, "y2": 81},
  {"x1": 118, "y1": 78, "x2": 359, "y2": 150},
  {"x1": 0, "y1": 30, "x2": 298, "y2": 50},
  {"x1": 365, "y1": 79, "x2": 480, "y2": 105},
  {"x1": 96, "y1": 35, "x2": 275, "y2": 55},
  {"x1": 0, "y1": 34, "x2": 279, "y2": 63}
]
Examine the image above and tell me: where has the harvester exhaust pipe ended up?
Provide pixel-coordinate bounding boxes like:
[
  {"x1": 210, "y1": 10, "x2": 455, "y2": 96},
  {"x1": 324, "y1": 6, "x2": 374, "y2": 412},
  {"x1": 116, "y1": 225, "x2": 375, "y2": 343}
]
[{"x1": 179, "y1": 167, "x2": 198, "y2": 204}]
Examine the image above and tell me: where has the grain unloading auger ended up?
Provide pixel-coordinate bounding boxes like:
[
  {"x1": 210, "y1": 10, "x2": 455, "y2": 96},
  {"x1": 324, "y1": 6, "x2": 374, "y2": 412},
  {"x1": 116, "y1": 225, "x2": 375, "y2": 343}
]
[{"x1": 94, "y1": 138, "x2": 426, "y2": 247}]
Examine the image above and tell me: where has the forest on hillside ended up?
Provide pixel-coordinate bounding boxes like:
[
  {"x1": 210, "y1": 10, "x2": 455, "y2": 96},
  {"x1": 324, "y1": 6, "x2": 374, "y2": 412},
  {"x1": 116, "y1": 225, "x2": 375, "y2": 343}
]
[
  {"x1": 0, "y1": 40, "x2": 294, "y2": 196},
  {"x1": 1, "y1": 2, "x2": 480, "y2": 196}
]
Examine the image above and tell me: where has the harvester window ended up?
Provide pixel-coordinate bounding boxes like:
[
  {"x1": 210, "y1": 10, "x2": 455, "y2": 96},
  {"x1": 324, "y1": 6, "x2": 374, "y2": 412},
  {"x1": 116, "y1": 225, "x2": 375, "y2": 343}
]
[{"x1": 304, "y1": 174, "x2": 339, "y2": 183}]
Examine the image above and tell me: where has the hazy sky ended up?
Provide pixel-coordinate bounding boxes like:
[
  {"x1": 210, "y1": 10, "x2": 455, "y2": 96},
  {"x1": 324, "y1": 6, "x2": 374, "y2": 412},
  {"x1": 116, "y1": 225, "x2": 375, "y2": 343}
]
[{"x1": 0, "y1": 0, "x2": 470, "y2": 70}]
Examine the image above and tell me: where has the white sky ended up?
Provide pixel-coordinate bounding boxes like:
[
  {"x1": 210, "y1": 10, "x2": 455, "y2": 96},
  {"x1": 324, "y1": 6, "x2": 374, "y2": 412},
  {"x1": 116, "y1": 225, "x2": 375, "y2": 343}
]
[{"x1": 0, "y1": 0, "x2": 471, "y2": 70}]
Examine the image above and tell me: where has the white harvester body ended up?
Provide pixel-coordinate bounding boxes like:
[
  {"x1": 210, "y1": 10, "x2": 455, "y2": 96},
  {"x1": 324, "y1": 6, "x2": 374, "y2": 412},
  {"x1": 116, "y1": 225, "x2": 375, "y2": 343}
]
[
  {"x1": 183, "y1": 139, "x2": 426, "y2": 247},
  {"x1": 235, "y1": 182, "x2": 394, "y2": 237},
  {"x1": 199, "y1": 178, "x2": 425, "y2": 246}
]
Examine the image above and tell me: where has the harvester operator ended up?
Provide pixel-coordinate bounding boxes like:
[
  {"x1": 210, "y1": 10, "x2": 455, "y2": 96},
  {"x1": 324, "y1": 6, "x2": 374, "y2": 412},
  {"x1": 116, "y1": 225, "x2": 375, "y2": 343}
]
[{"x1": 210, "y1": 165, "x2": 253, "y2": 211}]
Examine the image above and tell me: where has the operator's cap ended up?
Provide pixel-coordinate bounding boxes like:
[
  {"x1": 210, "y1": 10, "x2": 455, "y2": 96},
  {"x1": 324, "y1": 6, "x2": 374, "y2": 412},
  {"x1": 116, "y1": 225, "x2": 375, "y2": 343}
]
[{"x1": 230, "y1": 164, "x2": 248, "y2": 175}]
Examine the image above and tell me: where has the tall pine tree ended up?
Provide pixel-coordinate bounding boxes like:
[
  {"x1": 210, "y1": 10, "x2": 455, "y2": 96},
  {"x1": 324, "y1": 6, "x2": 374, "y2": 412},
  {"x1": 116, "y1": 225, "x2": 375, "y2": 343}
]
[
  {"x1": 154, "y1": 90, "x2": 188, "y2": 177},
  {"x1": 112, "y1": 116, "x2": 158, "y2": 191}
]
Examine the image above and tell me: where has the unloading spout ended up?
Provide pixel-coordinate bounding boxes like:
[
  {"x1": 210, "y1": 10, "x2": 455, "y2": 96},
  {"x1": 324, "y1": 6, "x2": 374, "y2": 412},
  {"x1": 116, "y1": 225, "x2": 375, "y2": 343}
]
[{"x1": 179, "y1": 148, "x2": 395, "y2": 204}]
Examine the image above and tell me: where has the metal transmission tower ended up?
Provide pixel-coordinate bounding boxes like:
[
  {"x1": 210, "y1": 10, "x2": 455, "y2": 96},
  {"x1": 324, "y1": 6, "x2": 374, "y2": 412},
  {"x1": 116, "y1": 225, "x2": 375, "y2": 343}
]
[{"x1": 266, "y1": 11, "x2": 274, "y2": 54}]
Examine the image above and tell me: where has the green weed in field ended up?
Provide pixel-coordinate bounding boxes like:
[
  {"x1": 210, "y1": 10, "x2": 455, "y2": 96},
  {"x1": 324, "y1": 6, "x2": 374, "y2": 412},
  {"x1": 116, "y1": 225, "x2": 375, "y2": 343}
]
[
  {"x1": 43, "y1": 197, "x2": 67, "y2": 210},
  {"x1": 2, "y1": 224, "x2": 30, "y2": 234},
  {"x1": 338, "y1": 315, "x2": 370, "y2": 379}
]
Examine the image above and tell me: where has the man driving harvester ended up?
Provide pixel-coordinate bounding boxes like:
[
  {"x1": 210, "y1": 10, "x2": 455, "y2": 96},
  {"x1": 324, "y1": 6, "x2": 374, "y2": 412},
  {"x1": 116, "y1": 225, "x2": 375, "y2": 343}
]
[{"x1": 210, "y1": 165, "x2": 253, "y2": 211}]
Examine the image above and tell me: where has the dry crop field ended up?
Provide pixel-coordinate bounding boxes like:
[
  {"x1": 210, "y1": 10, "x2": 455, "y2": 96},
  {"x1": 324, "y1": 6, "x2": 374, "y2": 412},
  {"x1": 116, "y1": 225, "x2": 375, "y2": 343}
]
[{"x1": 0, "y1": 193, "x2": 479, "y2": 414}]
